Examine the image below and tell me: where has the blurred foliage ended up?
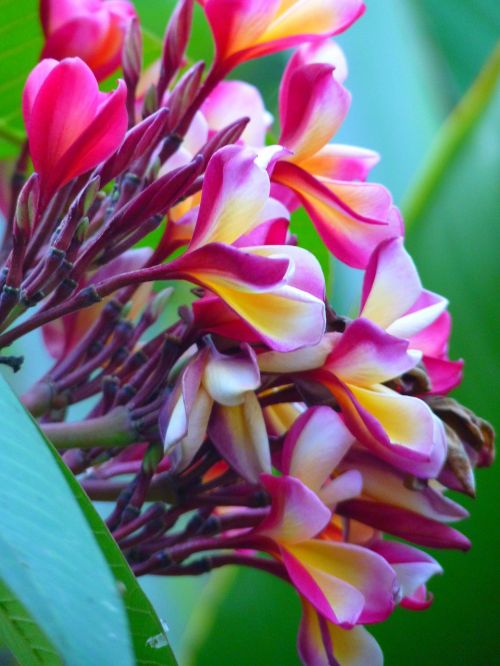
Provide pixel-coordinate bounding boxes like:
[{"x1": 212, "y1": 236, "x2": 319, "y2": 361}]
[{"x1": 0, "y1": 0, "x2": 41, "y2": 157}]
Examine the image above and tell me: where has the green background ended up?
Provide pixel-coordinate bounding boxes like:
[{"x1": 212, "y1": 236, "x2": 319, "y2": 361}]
[{"x1": 0, "y1": 1, "x2": 498, "y2": 664}]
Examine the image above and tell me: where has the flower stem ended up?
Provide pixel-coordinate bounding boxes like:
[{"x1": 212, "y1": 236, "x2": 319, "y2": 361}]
[{"x1": 41, "y1": 407, "x2": 136, "y2": 449}]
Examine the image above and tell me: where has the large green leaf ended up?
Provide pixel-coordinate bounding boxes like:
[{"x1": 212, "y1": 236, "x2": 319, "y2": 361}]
[
  {"x1": 0, "y1": 0, "x2": 42, "y2": 157},
  {"x1": 0, "y1": 567, "x2": 61, "y2": 666},
  {"x1": 49, "y1": 448, "x2": 177, "y2": 665},
  {"x1": 0, "y1": 374, "x2": 134, "y2": 665}
]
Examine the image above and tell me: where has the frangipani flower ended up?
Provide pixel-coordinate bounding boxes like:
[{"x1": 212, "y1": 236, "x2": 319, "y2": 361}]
[
  {"x1": 256, "y1": 473, "x2": 398, "y2": 627},
  {"x1": 200, "y1": 0, "x2": 366, "y2": 73},
  {"x1": 160, "y1": 342, "x2": 270, "y2": 481},
  {"x1": 360, "y1": 237, "x2": 463, "y2": 392},
  {"x1": 23, "y1": 58, "x2": 127, "y2": 202},
  {"x1": 270, "y1": 52, "x2": 402, "y2": 267},
  {"x1": 309, "y1": 319, "x2": 447, "y2": 477},
  {"x1": 163, "y1": 146, "x2": 326, "y2": 351},
  {"x1": 40, "y1": 0, "x2": 136, "y2": 80}
]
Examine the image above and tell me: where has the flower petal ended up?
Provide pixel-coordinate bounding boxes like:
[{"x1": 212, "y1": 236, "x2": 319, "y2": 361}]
[
  {"x1": 300, "y1": 144, "x2": 380, "y2": 182},
  {"x1": 258, "y1": 332, "x2": 336, "y2": 373},
  {"x1": 298, "y1": 599, "x2": 383, "y2": 666},
  {"x1": 27, "y1": 58, "x2": 99, "y2": 179},
  {"x1": 284, "y1": 540, "x2": 397, "y2": 626},
  {"x1": 371, "y1": 541, "x2": 442, "y2": 604},
  {"x1": 281, "y1": 406, "x2": 354, "y2": 492},
  {"x1": 338, "y1": 500, "x2": 471, "y2": 550},
  {"x1": 258, "y1": 474, "x2": 331, "y2": 543},
  {"x1": 314, "y1": 372, "x2": 447, "y2": 477},
  {"x1": 209, "y1": 393, "x2": 271, "y2": 482},
  {"x1": 272, "y1": 161, "x2": 401, "y2": 268},
  {"x1": 189, "y1": 146, "x2": 270, "y2": 249},
  {"x1": 279, "y1": 63, "x2": 351, "y2": 161},
  {"x1": 203, "y1": 344, "x2": 260, "y2": 406},
  {"x1": 319, "y1": 469, "x2": 363, "y2": 507},
  {"x1": 343, "y1": 450, "x2": 468, "y2": 522},
  {"x1": 360, "y1": 237, "x2": 422, "y2": 328},
  {"x1": 326, "y1": 318, "x2": 419, "y2": 387},
  {"x1": 202, "y1": 80, "x2": 272, "y2": 147},
  {"x1": 51, "y1": 79, "x2": 127, "y2": 194}
]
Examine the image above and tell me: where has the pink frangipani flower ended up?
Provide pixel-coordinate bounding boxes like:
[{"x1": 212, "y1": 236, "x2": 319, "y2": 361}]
[
  {"x1": 23, "y1": 57, "x2": 127, "y2": 203},
  {"x1": 40, "y1": 0, "x2": 136, "y2": 80}
]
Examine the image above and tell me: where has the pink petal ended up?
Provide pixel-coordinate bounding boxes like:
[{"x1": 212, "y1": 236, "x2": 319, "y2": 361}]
[
  {"x1": 22, "y1": 59, "x2": 59, "y2": 127},
  {"x1": 314, "y1": 372, "x2": 447, "y2": 477},
  {"x1": 272, "y1": 161, "x2": 401, "y2": 268},
  {"x1": 298, "y1": 599, "x2": 383, "y2": 666},
  {"x1": 258, "y1": 474, "x2": 331, "y2": 544},
  {"x1": 339, "y1": 500, "x2": 471, "y2": 551},
  {"x1": 27, "y1": 58, "x2": 99, "y2": 177},
  {"x1": 326, "y1": 318, "x2": 419, "y2": 387},
  {"x1": 159, "y1": 350, "x2": 215, "y2": 470},
  {"x1": 423, "y1": 355, "x2": 464, "y2": 395},
  {"x1": 300, "y1": 144, "x2": 380, "y2": 182},
  {"x1": 190, "y1": 146, "x2": 270, "y2": 249},
  {"x1": 360, "y1": 237, "x2": 422, "y2": 328},
  {"x1": 41, "y1": 1, "x2": 135, "y2": 80},
  {"x1": 202, "y1": 80, "x2": 272, "y2": 147},
  {"x1": 50, "y1": 79, "x2": 128, "y2": 193},
  {"x1": 284, "y1": 539, "x2": 397, "y2": 626},
  {"x1": 319, "y1": 469, "x2": 363, "y2": 507},
  {"x1": 283, "y1": 39, "x2": 349, "y2": 94},
  {"x1": 257, "y1": 332, "x2": 336, "y2": 373},
  {"x1": 371, "y1": 541, "x2": 442, "y2": 603},
  {"x1": 203, "y1": 344, "x2": 260, "y2": 406},
  {"x1": 387, "y1": 290, "x2": 448, "y2": 341},
  {"x1": 204, "y1": 0, "x2": 365, "y2": 68},
  {"x1": 209, "y1": 394, "x2": 271, "y2": 483},
  {"x1": 204, "y1": 0, "x2": 281, "y2": 62},
  {"x1": 344, "y1": 450, "x2": 468, "y2": 522},
  {"x1": 281, "y1": 406, "x2": 354, "y2": 492},
  {"x1": 279, "y1": 63, "x2": 351, "y2": 162}
]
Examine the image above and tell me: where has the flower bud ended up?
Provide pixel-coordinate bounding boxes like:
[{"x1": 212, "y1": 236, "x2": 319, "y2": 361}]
[
  {"x1": 158, "y1": 0, "x2": 195, "y2": 97},
  {"x1": 14, "y1": 173, "x2": 39, "y2": 236},
  {"x1": 122, "y1": 17, "x2": 142, "y2": 92},
  {"x1": 167, "y1": 62, "x2": 205, "y2": 131}
]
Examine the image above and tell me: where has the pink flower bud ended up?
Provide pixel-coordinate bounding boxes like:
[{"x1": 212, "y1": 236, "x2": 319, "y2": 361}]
[{"x1": 158, "y1": 0, "x2": 195, "y2": 97}]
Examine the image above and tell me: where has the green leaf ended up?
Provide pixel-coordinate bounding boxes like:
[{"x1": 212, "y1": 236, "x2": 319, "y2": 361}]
[
  {"x1": 0, "y1": 374, "x2": 134, "y2": 665},
  {"x1": 48, "y1": 449, "x2": 178, "y2": 666},
  {"x1": 0, "y1": 566, "x2": 61, "y2": 666},
  {"x1": 0, "y1": 0, "x2": 42, "y2": 157}
]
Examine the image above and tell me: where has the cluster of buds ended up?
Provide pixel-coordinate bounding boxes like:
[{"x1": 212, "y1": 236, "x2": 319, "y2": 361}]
[{"x1": 0, "y1": 1, "x2": 494, "y2": 664}]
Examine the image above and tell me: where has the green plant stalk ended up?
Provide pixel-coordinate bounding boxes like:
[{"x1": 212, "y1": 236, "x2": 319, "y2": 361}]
[
  {"x1": 403, "y1": 42, "x2": 500, "y2": 227},
  {"x1": 41, "y1": 407, "x2": 136, "y2": 449}
]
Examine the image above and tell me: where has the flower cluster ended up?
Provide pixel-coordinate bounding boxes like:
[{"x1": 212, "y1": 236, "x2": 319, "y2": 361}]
[{"x1": 0, "y1": 1, "x2": 494, "y2": 664}]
